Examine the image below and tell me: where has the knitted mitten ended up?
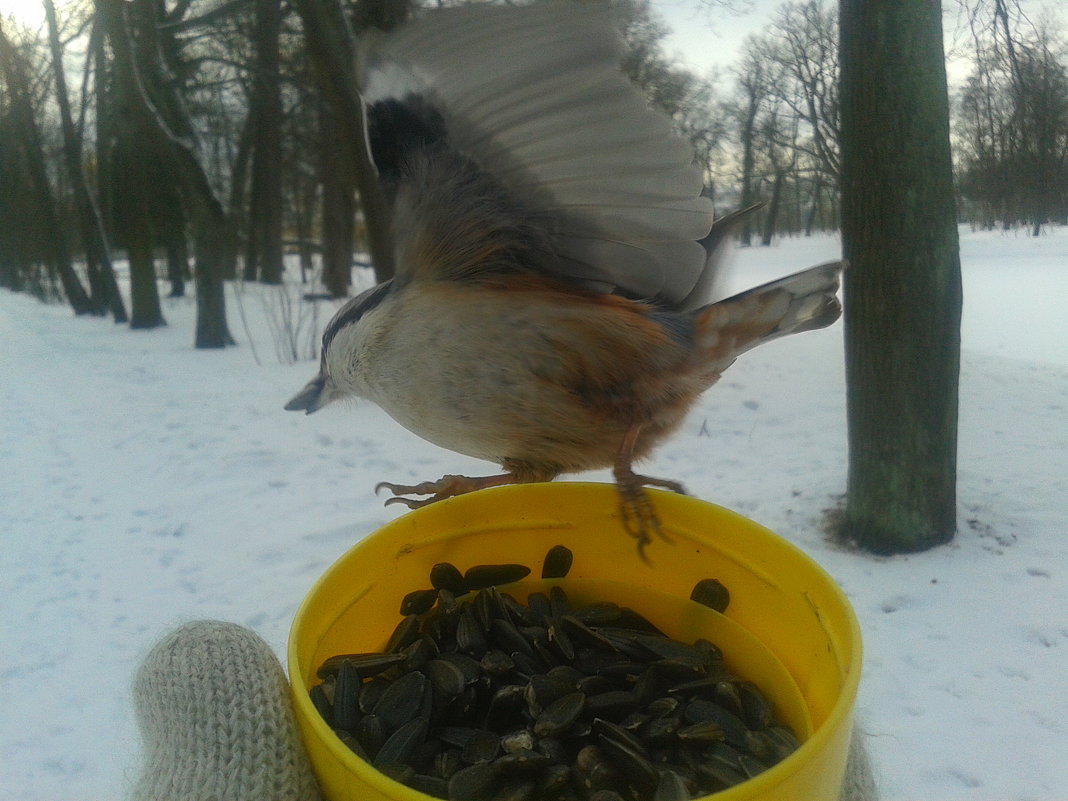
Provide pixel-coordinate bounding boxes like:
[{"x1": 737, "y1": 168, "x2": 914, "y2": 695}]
[{"x1": 130, "y1": 620, "x2": 324, "y2": 801}]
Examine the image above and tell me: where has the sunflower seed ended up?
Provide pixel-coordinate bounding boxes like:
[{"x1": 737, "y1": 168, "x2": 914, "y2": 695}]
[
  {"x1": 533, "y1": 691, "x2": 585, "y2": 737},
  {"x1": 499, "y1": 728, "x2": 535, "y2": 754},
  {"x1": 464, "y1": 563, "x2": 531, "y2": 590},
  {"x1": 426, "y1": 658, "x2": 466, "y2": 699},
  {"x1": 332, "y1": 661, "x2": 361, "y2": 731},
  {"x1": 586, "y1": 690, "x2": 640, "y2": 718},
  {"x1": 460, "y1": 729, "x2": 500, "y2": 764},
  {"x1": 385, "y1": 614, "x2": 421, "y2": 654},
  {"x1": 400, "y1": 588, "x2": 439, "y2": 616},
  {"x1": 539, "y1": 763, "x2": 572, "y2": 794},
  {"x1": 311, "y1": 552, "x2": 801, "y2": 800},
  {"x1": 738, "y1": 681, "x2": 775, "y2": 730},
  {"x1": 572, "y1": 601, "x2": 623, "y2": 626},
  {"x1": 457, "y1": 608, "x2": 489, "y2": 655},
  {"x1": 677, "y1": 720, "x2": 726, "y2": 743},
  {"x1": 374, "y1": 671, "x2": 428, "y2": 732},
  {"x1": 495, "y1": 748, "x2": 551, "y2": 775},
  {"x1": 447, "y1": 761, "x2": 501, "y2": 800},
  {"x1": 430, "y1": 562, "x2": 469, "y2": 596},
  {"x1": 541, "y1": 545, "x2": 574, "y2": 579},
  {"x1": 654, "y1": 769, "x2": 691, "y2": 801},
  {"x1": 355, "y1": 713, "x2": 385, "y2": 758},
  {"x1": 374, "y1": 717, "x2": 428, "y2": 768},
  {"x1": 309, "y1": 683, "x2": 333, "y2": 722},
  {"x1": 317, "y1": 651, "x2": 407, "y2": 679},
  {"x1": 690, "y1": 578, "x2": 731, "y2": 613},
  {"x1": 409, "y1": 773, "x2": 450, "y2": 798}
]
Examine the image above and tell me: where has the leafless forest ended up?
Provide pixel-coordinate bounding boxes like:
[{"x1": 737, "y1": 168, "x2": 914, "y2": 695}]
[{"x1": 0, "y1": 0, "x2": 1062, "y2": 328}]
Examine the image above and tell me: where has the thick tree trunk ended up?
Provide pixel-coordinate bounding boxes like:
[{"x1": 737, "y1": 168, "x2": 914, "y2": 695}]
[
  {"x1": 0, "y1": 21, "x2": 94, "y2": 314},
  {"x1": 97, "y1": 0, "x2": 234, "y2": 347},
  {"x1": 226, "y1": 114, "x2": 255, "y2": 281},
  {"x1": 43, "y1": 0, "x2": 128, "y2": 321},
  {"x1": 319, "y1": 99, "x2": 355, "y2": 298},
  {"x1": 293, "y1": 161, "x2": 318, "y2": 284},
  {"x1": 97, "y1": 0, "x2": 165, "y2": 329},
  {"x1": 121, "y1": 138, "x2": 166, "y2": 329},
  {"x1": 164, "y1": 206, "x2": 188, "y2": 298},
  {"x1": 191, "y1": 206, "x2": 235, "y2": 348},
  {"x1": 838, "y1": 0, "x2": 963, "y2": 553},
  {"x1": 290, "y1": 0, "x2": 398, "y2": 282},
  {"x1": 805, "y1": 176, "x2": 822, "y2": 236},
  {"x1": 761, "y1": 167, "x2": 786, "y2": 246},
  {"x1": 738, "y1": 101, "x2": 759, "y2": 247},
  {"x1": 245, "y1": 0, "x2": 284, "y2": 284}
]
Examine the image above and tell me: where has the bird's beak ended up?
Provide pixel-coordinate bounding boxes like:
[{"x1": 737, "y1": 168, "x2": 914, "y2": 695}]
[{"x1": 285, "y1": 375, "x2": 328, "y2": 414}]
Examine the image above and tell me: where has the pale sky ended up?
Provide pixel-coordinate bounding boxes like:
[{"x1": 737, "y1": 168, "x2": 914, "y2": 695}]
[
  {"x1": 656, "y1": 0, "x2": 781, "y2": 75},
  {"x1": 2, "y1": 0, "x2": 774, "y2": 74},
  {"x1": 3, "y1": 0, "x2": 1061, "y2": 89}
]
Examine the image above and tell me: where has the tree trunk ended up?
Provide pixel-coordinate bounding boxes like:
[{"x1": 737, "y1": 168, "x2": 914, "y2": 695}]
[
  {"x1": 293, "y1": 156, "x2": 318, "y2": 284},
  {"x1": 838, "y1": 0, "x2": 962, "y2": 553},
  {"x1": 164, "y1": 205, "x2": 188, "y2": 298},
  {"x1": 226, "y1": 113, "x2": 255, "y2": 281},
  {"x1": 97, "y1": 0, "x2": 165, "y2": 329},
  {"x1": 191, "y1": 205, "x2": 235, "y2": 348},
  {"x1": 246, "y1": 0, "x2": 285, "y2": 285},
  {"x1": 290, "y1": 0, "x2": 397, "y2": 282},
  {"x1": 97, "y1": 0, "x2": 234, "y2": 347},
  {"x1": 43, "y1": 0, "x2": 128, "y2": 322},
  {"x1": 121, "y1": 138, "x2": 165, "y2": 329},
  {"x1": 319, "y1": 99, "x2": 355, "y2": 298},
  {"x1": 738, "y1": 100, "x2": 759, "y2": 247},
  {"x1": 805, "y1": 175, "x2": 822, "y2": 236},
  {"x1": 761, "y1": 166, "x2": 786, "y2": 246},
  {"x1": 0, "y1": 20, "x2": 94, "y2": 314}
]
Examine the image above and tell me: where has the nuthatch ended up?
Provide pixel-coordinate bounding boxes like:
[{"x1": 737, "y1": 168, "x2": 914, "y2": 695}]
[{"x1": 286, "y1": 2, "x2": 843, "y2": 550}]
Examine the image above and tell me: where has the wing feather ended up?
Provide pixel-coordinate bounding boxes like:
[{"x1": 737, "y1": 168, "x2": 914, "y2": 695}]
[{"x1": 357, "y1": 2, "x2": 713, "y2": 303}]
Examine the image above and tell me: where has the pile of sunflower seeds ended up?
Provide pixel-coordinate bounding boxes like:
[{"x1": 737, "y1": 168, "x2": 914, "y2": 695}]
[{"x1": 309, "y1": 547, "x2": 799, "y2": 801}]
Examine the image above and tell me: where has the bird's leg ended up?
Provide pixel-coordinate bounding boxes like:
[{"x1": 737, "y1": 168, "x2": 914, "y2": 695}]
[
  {"x1": 375, "y1": 473, "x2": 519, "y2": 509},
  {"x1": 613, "y1": 424, "x2": 688, "y2": 559}
]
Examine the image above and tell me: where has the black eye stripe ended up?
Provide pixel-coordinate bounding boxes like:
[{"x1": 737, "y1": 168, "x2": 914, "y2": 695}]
[{"x1": 321, "y1": 280, "x2": 393, "y2": 356}]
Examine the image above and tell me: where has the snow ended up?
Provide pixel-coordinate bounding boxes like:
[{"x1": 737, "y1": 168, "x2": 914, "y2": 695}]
[{"x1": 1, "y1": 226, "x2": 1066, "y2": 800}]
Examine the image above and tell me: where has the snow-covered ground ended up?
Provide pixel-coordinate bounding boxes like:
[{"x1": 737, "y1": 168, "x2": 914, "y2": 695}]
[{"x1": 1, "y1": 227, "x2": 1066, "y2": 800}]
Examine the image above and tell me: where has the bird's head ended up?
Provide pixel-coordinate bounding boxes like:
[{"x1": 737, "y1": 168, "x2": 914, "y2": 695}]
[{"x1": 284, "y1": 281, "x2": 393, "y2": 415}]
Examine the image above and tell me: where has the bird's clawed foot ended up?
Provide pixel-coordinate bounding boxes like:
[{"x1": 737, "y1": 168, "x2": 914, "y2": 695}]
[
  {"x1": 613, "y1": 466, "x2": 688, "y2": 561},
  {"x1": 375, "y1": 473, "x2": 517, "y2": 509}
]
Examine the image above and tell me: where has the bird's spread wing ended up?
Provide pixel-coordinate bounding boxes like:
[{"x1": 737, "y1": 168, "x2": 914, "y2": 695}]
[{"x1": 356, "y1": 1, "x2": 713, "y2": 304}]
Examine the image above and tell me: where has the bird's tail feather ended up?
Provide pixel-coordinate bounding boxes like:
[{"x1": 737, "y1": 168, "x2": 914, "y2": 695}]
[{"x1": 693, "y1": 260, "x2": 844, "y2": 370}]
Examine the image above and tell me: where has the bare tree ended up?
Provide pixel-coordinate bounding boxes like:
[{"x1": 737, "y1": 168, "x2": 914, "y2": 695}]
[
  {"x1": 838, "y1": 0, "x2": 963, "y2": 553},
  {"x1": 0, "y1": 19, "x2": 94, "y2": 314},
  {"x1": 768, "y1": 0, "x2": 840, "y2": 182},
  {"x1": 97, "y1": 0, "x2": 235, "y2": 346},
  {"x1": 319, "y1": 97, "x2": 357, "y2": 298},
  {"x1": 730, "y1": 39, "x2": 771, "y2": 245},
  {"x1": 244, "y1": 0, "x2": 284, "y2": 284},
  {"x1": 98, "y1": 0, "x2": 167, "y2": 329},
  {"x1": 758, "y1": 104, "x2": 798, "y2": 245},
  {"x1": 958, "y1": 2, "x2": 1068, "y2": 231},
  {"x1": 290, "y1": 0, "x2": 403, "y2": 284},
  {"x1": 43, "y1": 0, "x2": 128, "y2": 322}
]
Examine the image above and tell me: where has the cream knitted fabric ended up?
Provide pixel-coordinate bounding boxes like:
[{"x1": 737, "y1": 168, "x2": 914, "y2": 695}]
[{"x1": 130, "y1": 620, "x2": 324, "y2": 801}]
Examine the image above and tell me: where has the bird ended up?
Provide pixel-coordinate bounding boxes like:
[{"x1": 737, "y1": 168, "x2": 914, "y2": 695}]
[{"x1": 285, "y1": 1, "x2": 843, "y2": 552}]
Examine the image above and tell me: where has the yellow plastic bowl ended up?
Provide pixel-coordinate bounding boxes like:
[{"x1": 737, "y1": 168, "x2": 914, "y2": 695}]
[{"x1": 288, "y1": 483, "x2": 861, "y2": 801}]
